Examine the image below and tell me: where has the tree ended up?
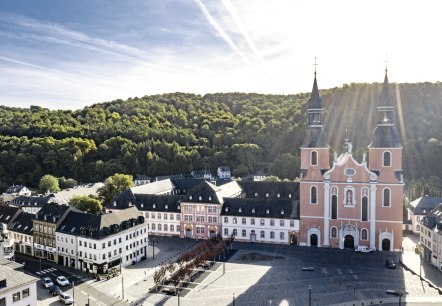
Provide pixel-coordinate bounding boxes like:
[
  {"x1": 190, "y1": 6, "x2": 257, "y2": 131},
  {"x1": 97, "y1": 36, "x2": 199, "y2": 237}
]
[
  {"x1": 69, "y1": 195, "x2": 102, "y2": 214},
  {"x1": 39, "y1": 174, "x2": 60, "y2": 193},
  {"x1": 58, "y1": 177, "x2": 77, "y2": 189},
  {"x1": 97, "y1": 173, "x2": 134, "y2": 205}
]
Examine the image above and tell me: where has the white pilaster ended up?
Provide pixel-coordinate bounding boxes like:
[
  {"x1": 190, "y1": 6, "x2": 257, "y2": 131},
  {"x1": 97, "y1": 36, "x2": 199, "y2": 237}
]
[
  {"x1": 369, "y1": 183, "x2": 377, "y2": 250},
  {"x1": 323, "y1": 181, "x2": 330, "y2": 246}
]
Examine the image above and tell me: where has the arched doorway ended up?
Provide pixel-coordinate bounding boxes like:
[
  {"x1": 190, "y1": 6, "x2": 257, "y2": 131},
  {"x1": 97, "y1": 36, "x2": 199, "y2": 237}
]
[
  {"x1": 382, "y1": 238, "x2": 390, "y2": 251},
  {"x1": 310, "y1": 234, "x2": 318, "y2": 247},
  {"x1": 344, "y1": 235, "x2": 355, "y2": 249}
]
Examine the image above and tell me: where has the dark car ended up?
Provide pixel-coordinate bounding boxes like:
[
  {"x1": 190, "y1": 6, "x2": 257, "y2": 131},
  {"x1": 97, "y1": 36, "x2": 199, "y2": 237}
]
[
  {"x1": 385, "y1": 259, "x2": 396, "y2": 269},
  {"x1": 48, "y1": 285, "x2": 61, "y2": 296}
]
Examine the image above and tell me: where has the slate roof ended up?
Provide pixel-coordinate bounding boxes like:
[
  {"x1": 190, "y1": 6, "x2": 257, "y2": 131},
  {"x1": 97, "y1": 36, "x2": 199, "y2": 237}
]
[
  {"x1": 0, "y1": 206, "x2": 22, "y2": 226},
  {"x1": 410, "y1": 196, "x2": 442, "y2": 215},
  {"x1": 171, "y1": 178, "x2": 208, "y2": 194},
  {"x1": 308, "y1": 75, "x2": 322, "y2": 109},
  {"x1": 110, "y1": 192, "x2": 183, "y2": 212},
  {"x1": 421, "y1": 204, "x2": 442, "y2": 231},
  {"x1": 301, "y1": 126, "x2": 329, "y2": 148},
  {"x1": 237, "y1": 181, "x2": 299, "y2": 200},
  {"x1": 221, "y1": 198, "x2": 300, "y2": 219},
  {"x1": 8, "y1": 212, "x2": 34, "y2": 235},
  {"x1": 369, "y1": 125, "x2": 402, "y2": 148},
  {"x1": 183, "y1": 181, "x2": 242, "y2": 205},
  {"x1": 130, "y1": 179, "x2": 175, "y2": 195},
  {"x1": 3, "y1": 185, "x2": 27, "y2": 194},
  {"x1": 57, "y1": 207, "x2": 144, "y2": 239},
  {"x1": 11, "y1": 195, "x2": 55, "y2": 207},
  {"x1": 35, "y1": 202, "x2": 72, "y2": 223}
]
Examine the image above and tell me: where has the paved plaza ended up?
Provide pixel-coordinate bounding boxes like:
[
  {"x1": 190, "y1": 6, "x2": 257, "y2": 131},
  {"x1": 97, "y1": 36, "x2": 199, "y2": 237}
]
[{"x1": 35, "y1": 235, "x2": 442, "y2": 306}]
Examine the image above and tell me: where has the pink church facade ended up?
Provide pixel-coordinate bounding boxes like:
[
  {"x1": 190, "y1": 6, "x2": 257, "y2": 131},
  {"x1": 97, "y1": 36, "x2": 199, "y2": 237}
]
[{"x1": 299, "y1": 70, "x2": 404, "y2": 252}]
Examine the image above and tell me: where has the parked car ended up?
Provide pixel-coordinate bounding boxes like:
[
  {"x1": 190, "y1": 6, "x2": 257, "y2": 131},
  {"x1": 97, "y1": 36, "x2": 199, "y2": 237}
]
[
  {"x1": 59, "y1": 292, "x2": 74, "y2": 305},
  {"x1": 355, "y1": 246, "x2": 374, "y2": 253},
  {"x1": 56, "y1": 276, "x2": 70, "y2": 286},
  {"x1": 385, "y1": 259, "x2": 396, "y2": 269},
  {"x1": 48, "y1": 285, "x2": 61, "y2": 296},
  {"x1": 41, "y1": 277, "x2": 54, "y2": 288}
]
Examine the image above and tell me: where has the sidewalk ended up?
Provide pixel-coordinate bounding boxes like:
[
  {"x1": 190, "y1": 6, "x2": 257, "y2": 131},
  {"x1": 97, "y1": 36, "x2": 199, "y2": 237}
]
[{"x1": 400, "y1": 234, "x2": 442, "y2": 293}]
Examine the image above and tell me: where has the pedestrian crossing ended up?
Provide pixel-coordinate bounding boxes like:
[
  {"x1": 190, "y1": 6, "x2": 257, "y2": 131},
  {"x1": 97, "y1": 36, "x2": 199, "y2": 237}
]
[{"x1": 36, "y1": 267, "x2": 57, "y2": 275}]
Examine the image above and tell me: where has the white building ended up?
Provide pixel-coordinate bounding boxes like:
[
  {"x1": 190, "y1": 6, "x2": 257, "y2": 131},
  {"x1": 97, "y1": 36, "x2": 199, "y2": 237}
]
[
  {"x1": 10, "y1": 195, "x2": 56, "y2": 214},
  {"x1": 0, "y1": 261, "x2": 37, "y2": 306},
  {"x1": 217, "y1": 166, "x2": 231, "y2": 180},
  {"x1": 134, "y1": 175, "x2": 150, "y2": 186},
  {"x1": 8, "y1": 212, "x2": 35, "y2": 257},
  {"x1": 0, "y1": 206, "x2": 23, "y2": 260},
  {"x1": 420, "y1": 204, "x2": 442, "y2": 271},
  {"x1": 408, "y1": 196, "x2": 442, "y2": 234},
  {"x1": 56, "y1": 207, "x2": 149, "y2": 274},
  {"x1": 2, "y1": 185, "x2": 31, "y2": 197},
  {"x1": 221, "y1": 198, "x2": 300, "y2": 245}
]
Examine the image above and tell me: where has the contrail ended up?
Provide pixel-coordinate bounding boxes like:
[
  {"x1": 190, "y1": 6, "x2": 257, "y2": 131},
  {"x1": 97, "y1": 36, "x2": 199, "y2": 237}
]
[
  {"x1": 221, "y1": 0, "x2": 263, "y2": 63},
  {"x1": 195, "y1": 0, "x2": 252, "y2": 66}
]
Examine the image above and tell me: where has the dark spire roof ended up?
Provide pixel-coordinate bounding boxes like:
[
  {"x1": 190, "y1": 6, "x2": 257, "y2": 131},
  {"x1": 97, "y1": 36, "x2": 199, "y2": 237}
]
[
  {"x1": 308, "y1": 74, "x2": 322, "y2": 109},
  {"x1": 379, "y1": 68, "x2": 393, "y2": 106}
]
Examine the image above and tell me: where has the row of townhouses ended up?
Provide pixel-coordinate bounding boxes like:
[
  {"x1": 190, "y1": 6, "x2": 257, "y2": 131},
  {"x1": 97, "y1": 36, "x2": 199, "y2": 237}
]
[
  {"x1": 419, "y1": 203, "x2": 442, "y2": 271},
  {"x1": 0, "y1": 203, "x2": 148, "y2": 275}
]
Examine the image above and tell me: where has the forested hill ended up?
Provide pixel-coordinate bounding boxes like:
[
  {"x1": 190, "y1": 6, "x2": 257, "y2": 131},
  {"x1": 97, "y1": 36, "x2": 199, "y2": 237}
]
[{"x1": 0, "y1": 82, "x2": 441, "y2": 191}]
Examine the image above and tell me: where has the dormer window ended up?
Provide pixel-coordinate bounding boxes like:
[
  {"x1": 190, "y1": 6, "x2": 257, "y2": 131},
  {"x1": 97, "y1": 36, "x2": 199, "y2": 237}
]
[
  {"x1": 266, "y1": 193, "x2": 269, "y2": 198},
  {"x1": 140, "y1": 203, "x2": 144, "y2": 208},
  {"x1": 281, "y1": 209, "x2": 284, "y2": 215},
  {"x1": 266, "y1": 209, "x2": 270, "y2": 214},
  {"x1": 225, "y1": 207, "x2": 229, "y2": 212},
  {"x1": 153, "y1": 204, "x2": 156, "y2": 209},
  {"x1": 288, "y1": 193, "x2": 292, "y2": 199},
  {"x1": 238, "y1": 208, "x2": 242, "y2": 213},
  {"x1": 252, "y1": 208, "x2": 255, "y2": 214},
  {"x1": 189, "y1": 195, "x2": 193, "y2": 200},
  {"x1": 255, "y1": 192, "x2": 258, "y2": 197},
  {"x1": 113, "y1": 201, "x2": 116, "y2": 207},
  {"x1": 199, "y1": 196, "x2": 202, "y2": 201},
  {"x1": 208, "y1": 196, "x2": 212, "y2": 201},
  {"x1": 165, "y1": 205, "x2": 168, "y2": 210},
  {"x1": 277, "y1": 193, "x2": 280, "y2": 198}
]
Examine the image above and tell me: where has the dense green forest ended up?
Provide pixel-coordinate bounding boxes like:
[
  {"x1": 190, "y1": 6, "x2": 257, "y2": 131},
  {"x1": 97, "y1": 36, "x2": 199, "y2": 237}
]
[{"x1": 1, "y1": 82, "x2": 442, "y2": 196}]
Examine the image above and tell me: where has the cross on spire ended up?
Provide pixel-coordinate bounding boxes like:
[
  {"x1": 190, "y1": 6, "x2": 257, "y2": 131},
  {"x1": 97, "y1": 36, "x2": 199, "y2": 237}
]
[{"x1": 313, "y1": 57, "x2": 318, "y2": 77}]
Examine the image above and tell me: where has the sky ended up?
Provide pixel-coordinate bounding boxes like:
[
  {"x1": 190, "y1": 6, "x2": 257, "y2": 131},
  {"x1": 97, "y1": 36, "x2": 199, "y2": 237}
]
[{"x1": 1, "y1": 0, "x2": 442, "y2": 110}]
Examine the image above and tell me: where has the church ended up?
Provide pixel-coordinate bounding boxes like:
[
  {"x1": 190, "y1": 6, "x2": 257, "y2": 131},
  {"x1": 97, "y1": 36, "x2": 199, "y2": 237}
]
[{"x1": 298, "y1": 68, "x2": 404, "y2": 252}]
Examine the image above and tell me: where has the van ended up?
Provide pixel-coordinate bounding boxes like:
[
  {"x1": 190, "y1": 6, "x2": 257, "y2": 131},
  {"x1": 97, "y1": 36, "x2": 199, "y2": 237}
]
[{"x1": 355, "y1": 245, "x2": 374, "y2": 253}]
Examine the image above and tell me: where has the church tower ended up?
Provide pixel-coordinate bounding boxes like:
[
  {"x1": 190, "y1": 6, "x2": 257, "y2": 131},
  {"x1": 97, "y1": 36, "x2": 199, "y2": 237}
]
[
  {"x1": 299, "y1": 68, "x2": 330, "y2": 247},
  {"x1": 368, "y1": 68, "x2": 404, "y2": 251}
]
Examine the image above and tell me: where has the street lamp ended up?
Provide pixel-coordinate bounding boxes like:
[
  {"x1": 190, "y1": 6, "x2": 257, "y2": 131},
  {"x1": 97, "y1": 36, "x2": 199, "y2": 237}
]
[
  {"x1": 152, "y1": 237, "x2": 155, "y2": 260},
  {"x1": 309, "y1": 284, "x2": 312, "y2": 306}
]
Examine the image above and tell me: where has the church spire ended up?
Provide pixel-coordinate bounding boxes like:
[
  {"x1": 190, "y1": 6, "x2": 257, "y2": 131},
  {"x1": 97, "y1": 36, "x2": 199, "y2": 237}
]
[
  {"x1": 301, "y1": 59, "x2": 328, "y2": 148},
  {"x1": 379, "y1": 68, "x2": 393, "y2": 106}
]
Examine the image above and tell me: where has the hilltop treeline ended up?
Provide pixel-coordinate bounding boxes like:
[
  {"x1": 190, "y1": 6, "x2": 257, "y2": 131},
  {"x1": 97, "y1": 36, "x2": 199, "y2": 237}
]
[{"x1": 0, "y1": 82, "x2": 441, "y2": 196}]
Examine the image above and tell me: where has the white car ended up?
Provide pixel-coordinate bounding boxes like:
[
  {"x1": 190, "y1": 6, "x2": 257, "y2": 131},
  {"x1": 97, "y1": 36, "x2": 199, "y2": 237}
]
[
  {"x1": 41, "y1": 277, "x2": 54, "y2": 288},
  {"x1": 59, "y1": 292, "x2": 73, "y2": 305},
  {"x1": 56, "y1": 276, "x2": 70, "y2": 286},
  {"x1": 355, "y1": 245, "x2": 374, "y2": 253}
]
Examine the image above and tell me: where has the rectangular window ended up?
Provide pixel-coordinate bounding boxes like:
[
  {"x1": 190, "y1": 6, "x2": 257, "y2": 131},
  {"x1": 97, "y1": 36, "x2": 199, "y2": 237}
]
[
  {"x1": 224, "y1": 228, "x2": 228, "y2": 235},
  {"x1": 170, "y1": 214, "x2": 174, "y2": 220},
  {"x1": 270, "y1": 220, "x2": 275, "y2": 226},
  {"x1": 22, "y1": 288, "x2": 30, "y2": 298},
  {"x1": 177, "y1": 225, "x2": 180, "y2": 232},
  {"x1": 290, "y1": 220, "x2": 295, "y2": 227},
  {"x1": 280, "y1": 232, "x2": 285, "y2": 240},
  {"x1": 224, "y1": 217, "x2": 228, "y2": 223},
  {"x1": 260, "y1": 231, "x2": 265, "y2": 238},
  {"x1": 242, "y1": 229, "x2": 246, "y2": 237},
  {"x1": 12, "y1": 292, "x2": 21, "y2": 302},
  {"x1": 0, "y1": 298, "x2": 5, "y2": 306},
  {"x1": 260, "y1": 219, "x2": 265, "y2": 226},
  {"x1": 251, "y1": 218, "x2": 255, "y2": 225},
  {"x1": 102, "y1": 243, "x2": 105, "y2": 249},
  {"x1": 280, "y1": 220, "x2": 284, "y2": 227},
  {"x1": 242, "y1": 218, "x2": 246, "y2": 225}
]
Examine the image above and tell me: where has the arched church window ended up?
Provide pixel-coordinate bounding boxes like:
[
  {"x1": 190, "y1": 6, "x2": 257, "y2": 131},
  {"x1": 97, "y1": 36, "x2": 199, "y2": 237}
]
[
  {"x1": 361, "y1": 196, "x2": 368, "y2": 221},
  {"x1": 383, "y1": 188, "x2": 391, "y2": 207},
  {"x1": 331, "y1": 195, "x2": 337, "y2": 219},
  {"x1": 311, "y1": 151, "x2": 318, "y2": 166},
  {"x1": 361, "y1": 228, "x2": 368, "y2": 240},
  {"x1": 310, "y1": 186, "x2": 317, "y2": 204},
  {"x1": 330, "y1": 227, "x2": 337, "y2": 238},
  {"x1": 383, "y1": 151, "x2": 391, "y2": 167}
]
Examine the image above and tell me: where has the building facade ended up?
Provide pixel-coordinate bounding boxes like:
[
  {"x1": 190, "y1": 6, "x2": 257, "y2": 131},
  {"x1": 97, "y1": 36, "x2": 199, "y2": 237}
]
[
  {"x1": 0, "y1": 261, "x2": 37, "y2": 306},
  {"x1": 299, "y1": 69, "x2": 404, "y2": 251},
  {"x1": 420, "y1": 204, "x2": 442, "y2": 271},
  {"x1": 56, "y1": 207, "x2": 149, "y2": 274}
]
